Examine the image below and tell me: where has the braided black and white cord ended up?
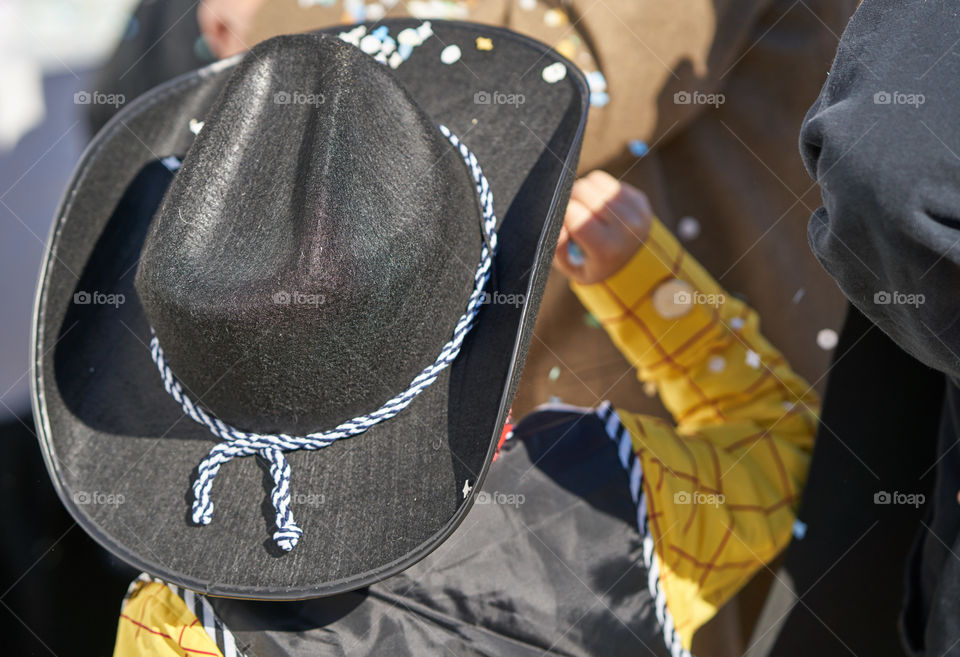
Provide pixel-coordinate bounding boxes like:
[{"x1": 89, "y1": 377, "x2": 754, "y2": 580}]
[{"x1": 150, "y1": 125, "x2": 497, "y2": 552}]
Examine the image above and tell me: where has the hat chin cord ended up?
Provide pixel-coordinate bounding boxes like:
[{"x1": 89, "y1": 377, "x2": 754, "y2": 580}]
[{"x1": 149, "y1": 125, "x2": 498, "y2": 552}]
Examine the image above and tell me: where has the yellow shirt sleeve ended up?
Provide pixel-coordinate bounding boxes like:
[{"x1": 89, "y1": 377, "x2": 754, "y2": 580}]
[
  {"x1": 571, "y1": 218, "x2": 819, "y2": 649},
  {"x1": 113, "y1": 578, "x2": 225, "y2": 657}
]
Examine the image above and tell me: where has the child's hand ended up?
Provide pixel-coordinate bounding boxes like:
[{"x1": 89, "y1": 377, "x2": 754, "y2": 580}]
[{"x1": 554, "y1": 171, "x2": 653, "y2": 285}]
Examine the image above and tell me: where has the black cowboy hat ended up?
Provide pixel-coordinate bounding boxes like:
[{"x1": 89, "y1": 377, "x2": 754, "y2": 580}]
[{"x1": 32, "y1": 20, "x2": 587, "y2": 598}]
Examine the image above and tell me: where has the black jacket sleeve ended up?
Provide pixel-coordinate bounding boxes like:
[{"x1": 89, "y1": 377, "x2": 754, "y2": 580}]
[{"x1": 801, "y1": 0, "x2": 960, "y2": 381}]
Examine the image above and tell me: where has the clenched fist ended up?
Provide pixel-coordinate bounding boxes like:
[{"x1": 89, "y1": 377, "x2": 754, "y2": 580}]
[{"x1": 554, "y1": 170, "x2": 653, "y2": 285}]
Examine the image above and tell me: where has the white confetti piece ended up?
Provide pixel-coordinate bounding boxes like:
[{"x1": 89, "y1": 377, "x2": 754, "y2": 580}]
[
  {"x1": 678, "y1": 216, "x2": 701, "y2": 241},
  {"x1": 366, "y1": 2, "x2": 386, "y2": 20},
  {"x1": 417, "y1": 21, "x2": 434, "y2": 42},
  {"x1": 817, "y1": 328, "x2": 839, "y2": 350},
  {"x1": 343, "y1": 22, "x2": 433, "y2": 70},
  {"x1": 586, "y1": 70, "x2": 607, "y2": 93},
  {"x1": 189, "y1": 118, "x2": 204, "y2": 135},
  {"x1": 730, "y1": 317, "x2": 745, "y2": 331},
  {"x1": 339, "y1": 25, "x2": 367, "y2": 47},
  {"x1": 652, "y1": 279, "x2": 694, "y2": 319},
  {"x1": 745, "y1": 350, "x2": 761, "y2": 369},
  {"x1": 360, "y1": 34, "x2": 382, "y2": 54},
  {"x1": 542, "y1": 61, "x2": 567, "y2": 84},
  {"x1": 440, "y1": 44, "x2": 462, "y2": 64},
  {"x1": 519, "y1": 0, "x2": 536, "y2": 9},
  {"x1": 792, "y1": 288, "x2": 806, "y2": 304},
  {"x1": 397, "y1": 27, "x2": 421, "y2": 46},
  {"x1": 548, "y1": 366, "x2": 561, "y2": 382},
  {"x1": 707, "y1": 355, "x2": 726, "y2": 373}
]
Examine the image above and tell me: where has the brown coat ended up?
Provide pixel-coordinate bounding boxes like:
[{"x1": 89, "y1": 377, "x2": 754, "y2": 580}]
[{"x1": 250, "y1": 0, "x2": 857, "y2": 417}]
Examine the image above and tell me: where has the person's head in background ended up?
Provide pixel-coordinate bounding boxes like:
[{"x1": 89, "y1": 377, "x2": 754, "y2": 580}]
[{"x1": 197, "y1": 0, "x2": 265, "y2": 59}]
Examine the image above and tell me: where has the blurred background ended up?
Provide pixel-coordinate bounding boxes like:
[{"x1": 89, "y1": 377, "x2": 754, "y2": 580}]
[{"x1": 0, "y1": 1, "x2": 210, "y2": 654}]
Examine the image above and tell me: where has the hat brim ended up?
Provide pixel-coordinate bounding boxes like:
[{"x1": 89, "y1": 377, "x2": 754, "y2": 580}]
[{"x1": 32, "y1": 20, "x2": 588, "y2": 598}]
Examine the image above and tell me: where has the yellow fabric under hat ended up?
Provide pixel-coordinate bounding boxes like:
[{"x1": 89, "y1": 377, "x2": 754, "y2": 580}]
[{"x1": 114, "y1": 579, "x2": 224, "y2": 657}]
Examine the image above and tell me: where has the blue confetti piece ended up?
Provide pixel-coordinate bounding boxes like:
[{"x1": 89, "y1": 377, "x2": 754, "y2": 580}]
[
  {"x1": 567, "y1": 242, "x2": 585, "y2": 267},
  {"x1": 398, "y1": 43, "x2": 414, "y2": 60},
  {"x1": 372, "y1": 26, "x2": 390, "y2": 40},
  {"x1": 161, "y1": 156, "x2": 182, "y2": 172},
  {"x1": 628, "y1": 140, "x2": 648, "y2": 158},
  {"x1": 792, "y1": 519, "x2": 808, "y2": 540},
  {"x1": 590, "y1": 92, "x2": 610, "y2": 108}
]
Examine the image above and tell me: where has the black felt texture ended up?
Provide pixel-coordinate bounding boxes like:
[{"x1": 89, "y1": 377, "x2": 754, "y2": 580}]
[
  {"x1": 33, "y1": 21, "x2": 588, "y2": 598},
  {"x1": 136, "y1": 34, "x2": 480, "y2": 434}
]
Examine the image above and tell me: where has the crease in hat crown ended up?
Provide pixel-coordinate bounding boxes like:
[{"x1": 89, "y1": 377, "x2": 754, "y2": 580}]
[{"x1": 134, "y1": 34, "x2": 498, "y2": 552}]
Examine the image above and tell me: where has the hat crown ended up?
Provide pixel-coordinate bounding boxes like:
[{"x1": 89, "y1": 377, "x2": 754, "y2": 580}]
[{"x1": 135, "y1": 34, "x2": 480, "y2": 435}]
